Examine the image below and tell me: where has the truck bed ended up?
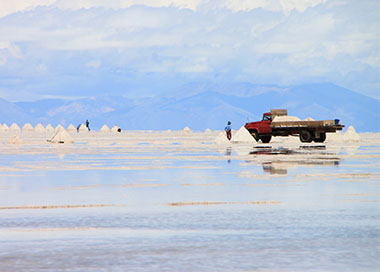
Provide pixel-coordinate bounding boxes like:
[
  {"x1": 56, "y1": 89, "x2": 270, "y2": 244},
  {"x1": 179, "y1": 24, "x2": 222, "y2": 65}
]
[{"x1": 271, "y1": 120, "x2": 339, "y2": 128}]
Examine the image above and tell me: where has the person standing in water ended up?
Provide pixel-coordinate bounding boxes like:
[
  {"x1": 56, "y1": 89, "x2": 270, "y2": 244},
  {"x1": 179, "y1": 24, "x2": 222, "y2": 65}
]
[
  {"x1": 86, "y1": 120, "x2": 90, "y2": 131},
  {"x1": 225, "y1": 121, "x2": 232, "y2": 140}
]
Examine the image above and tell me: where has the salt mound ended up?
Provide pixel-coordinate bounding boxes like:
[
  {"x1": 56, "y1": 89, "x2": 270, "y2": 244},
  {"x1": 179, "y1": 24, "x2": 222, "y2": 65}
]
[
  {"x1": 205, "y1": 128, "x2": 212, "y2": 133},
  {"x1": 67, "y1": 124, "x2": 76, "y2": 132},
  {"x1": 100, "y1": 124, "x2": 111, "y2": 132},
  {"x1": 272, "y1": 116, "x2": 301, "y2": 122},
  {"x1": 78, "y1": 124, "x2": 88, "y2": 132},
  {"x1": 214, "y1": 132, "x2": 231, "y2": 145},
  {"x1": 55, "y1": 124, "x2": 65, "y2": 131},
  {"x1": 303, "y1": 117, "x2": 315, "y2": 121},
  {"x1": 10, "y1": 123, "x2": 21, "y2": 131},
  {"x1": 343, "y1": 126, "x2": 360, "y2": 142},
  {"x1": 46, "y1": 124, "x2": 54, "y2": 132},
  {"x1": 48, "y1": 127, "x2": 73, "y2": 144},
  {"x1": 35, "y1": 123, "x2": 45, "y2": 132},
  {"x1": 183, "y1": 126, "x2": 191, "y2": 132},
  {"x1": 231, "y1": 126, "x2": 255, "y2": 143},
  {"x1": 7, "y1": 134, "x2": 23, "y2": 144},
  {"x1": 22, "y1": 123, "x2": 34, "y2": 132},
  {"x1": 0, "y1": 123, "x2": 9, "y2": 131},
  {"x1": 111, "y1": 125, "x2": 120, "y2": 132}
]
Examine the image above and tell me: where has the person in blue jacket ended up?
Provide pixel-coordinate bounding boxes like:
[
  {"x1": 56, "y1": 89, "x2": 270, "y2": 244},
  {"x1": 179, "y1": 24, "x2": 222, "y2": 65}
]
[{"x1": 225, "y1": 121, "x2": 232, "y2": 140}]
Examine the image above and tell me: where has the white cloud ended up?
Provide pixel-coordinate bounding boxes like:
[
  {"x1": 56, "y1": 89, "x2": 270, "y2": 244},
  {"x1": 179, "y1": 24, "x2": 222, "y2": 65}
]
[{"x1": 0, "y1": 0, "x2": 378, "y2": 99}]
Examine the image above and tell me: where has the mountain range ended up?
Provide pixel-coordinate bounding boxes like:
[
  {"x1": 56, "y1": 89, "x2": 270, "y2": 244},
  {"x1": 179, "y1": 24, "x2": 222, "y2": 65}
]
[{"x1": 0, "y1": 83, "x2": 379, "y2": 132}]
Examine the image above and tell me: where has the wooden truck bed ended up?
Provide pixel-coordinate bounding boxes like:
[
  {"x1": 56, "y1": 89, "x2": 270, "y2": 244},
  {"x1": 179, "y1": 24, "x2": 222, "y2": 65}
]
[{"x1": 271, "y1": 120, "x2": 338, "y2": 128}]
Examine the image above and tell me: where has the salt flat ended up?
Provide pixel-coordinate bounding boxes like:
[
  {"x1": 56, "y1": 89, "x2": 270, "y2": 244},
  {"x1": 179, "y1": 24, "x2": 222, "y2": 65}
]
[{"x1": 0, "y1": 129, "x2": 379, "y2": 271}]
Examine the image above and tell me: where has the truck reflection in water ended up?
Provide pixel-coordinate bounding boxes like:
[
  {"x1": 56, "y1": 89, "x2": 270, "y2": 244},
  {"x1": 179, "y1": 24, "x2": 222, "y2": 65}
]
[{"x1": 248, "y1": 145, "x2": 341, "y2": 175}]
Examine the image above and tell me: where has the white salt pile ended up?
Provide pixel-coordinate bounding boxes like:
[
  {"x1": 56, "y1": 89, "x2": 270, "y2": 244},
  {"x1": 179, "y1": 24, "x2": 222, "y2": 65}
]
[
  {"x1": 22, "y1": 123, "x2": 34, "y2": 132},
  {"x1": 67, "y1": 124, "x2": 76, "y2": 132},
  {"x1": 46, "y1": 124, "x2": 54, "y2": 132},
  {"x1": 0, "y1": 123, "x2": 9, "y2": 131},
  {"x1": 272, "y1": 116, "x2": 301, "y2": 122},
  {"x1": 100, "y1": 125, "x2": 111, "y2": 132},
  {"x1": 343, "y1": 126, "x2": 360, "y2": 142},
  {"x1": 55, "y1": 124, "x2": 65, "y2": 131},
  {"x1": 205, "y1": 128, "x2": 212, "y2": 133},
  {"x1": 10, "y1": 123, "x2": 21, "y2": 132},
  {"x1": 48, "y1": 127, "x2": 73, "y2": 144},
  {"x1": 111, "y1": 125, "x2": 120, "y2": 132},
  {"x1": 78, "y1": 124, "x2": 88, "y2": 132},
  {"x1": 183, "y1": 126, "x2": 191, "y2": 132},
  {"x1": 7, "y1": 134, "x2": 23, "y2": 144},
  {"x1": 231, "y1": 126, "x2": 255, "y2": 143},
  {"x1": 34, "y1": 123, "x2": 45, "y2": 133},
  {"x1": 214, "y1": 132, "x2": 231, "y2": 145},
  {"x1": 303, "y1": 117, "x2": 315, "y2": 121}
]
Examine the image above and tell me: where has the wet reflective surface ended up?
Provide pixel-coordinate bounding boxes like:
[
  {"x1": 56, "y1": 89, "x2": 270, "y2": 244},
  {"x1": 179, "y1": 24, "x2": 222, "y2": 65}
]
[{"x1": 0, "y1": 131, "x2": 379, "y2": 271}]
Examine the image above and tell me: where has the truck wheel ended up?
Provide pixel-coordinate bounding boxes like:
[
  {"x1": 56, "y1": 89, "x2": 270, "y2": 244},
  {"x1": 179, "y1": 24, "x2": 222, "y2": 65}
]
[
  {"x1": 300, "y1": 130, "x2": 312, "y2": 143},
  {"x1": 260, "y1": 136, "x2": 272, "y2": 143},
  {"x1": 250, "y1": 130, "x2": 259, "y2": 142},
  {"x1": 314, "y1": 132, "x2": 326, "y2": 143}
]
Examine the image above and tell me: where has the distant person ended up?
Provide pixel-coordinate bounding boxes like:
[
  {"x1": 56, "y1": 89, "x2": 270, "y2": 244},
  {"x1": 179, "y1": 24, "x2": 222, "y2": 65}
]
[
  {"x1": 76, "y1": 124, "x2": 81, "y2": 133},
  {"x1": 225, "y1": 121, "x2": 232, "y2": 140},
  {"x1": 86, "y1": 120, "x2": 90, "y2": 131},
  {"x1": 117, "y1": 128, "x2": 121, "y2": 133}
]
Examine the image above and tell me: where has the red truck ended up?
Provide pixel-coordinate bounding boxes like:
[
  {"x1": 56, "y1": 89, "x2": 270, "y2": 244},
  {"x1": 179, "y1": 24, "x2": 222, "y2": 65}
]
[{"x1": 245, "y1": 109, "x2": 344, "y2": 143}]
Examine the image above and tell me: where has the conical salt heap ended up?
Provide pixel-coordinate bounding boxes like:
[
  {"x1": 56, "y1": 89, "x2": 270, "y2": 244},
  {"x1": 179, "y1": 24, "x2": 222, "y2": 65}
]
[
  {"x1": 214, "y1": 131, "x2": 231, "y2": 145},
  {"x1": 48, "y1": 126, "x2": 73, "y2": 144},
  {"x1": 111, "y1": 125, "x2": 120, "y2": 132},
  {"x1": 10, "y1": 123, "x2": 21, "y2": 132},
  {"x1": 0, "y1": 123, "x2": 9, "y2": 131},
  {"x1": 45, "y1": 124, "x2": 54, "y2": 132},
  {"x1": 22, "y1": 123, "x2": 34, "y2": 132},
  {"x1": 35, "y1": 123, "x2": 45, "y2": 133},
  {"x1": 205, "y1": 128, "x2": 212, "y2": 133},
  {"x1": 100, "y1": 124, "x2": 111, "y2": 132},
  {"x1": 67, "y1": 124, "x2": 76, "y2": 132},
  {"x1": 78, "y1": 124, "x2": 88, "y2": 132},
  {"x1": 231, "y1": 126, "x2": 255, "y2": 143},
  {"x1": 7, "y1": 134, "x2": 23, "y2": 144},
  {"x1": 183, "y1": 126, "x2": 191, "y2": 132},
  {"x1": 343, "y1": 126, "x2": 360, "y2": 142}
]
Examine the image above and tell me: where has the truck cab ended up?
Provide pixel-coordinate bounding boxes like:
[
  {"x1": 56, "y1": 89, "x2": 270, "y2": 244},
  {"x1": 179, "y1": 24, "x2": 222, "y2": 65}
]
[{"x1": 244, "y1": 112, "x2": 274, "y2": 143}]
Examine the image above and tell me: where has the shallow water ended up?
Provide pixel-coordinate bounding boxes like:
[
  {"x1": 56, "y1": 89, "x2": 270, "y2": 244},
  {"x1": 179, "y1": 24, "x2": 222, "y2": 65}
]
[{"x1": 0, "y1": 131, "x2": 379, "y2": 271}]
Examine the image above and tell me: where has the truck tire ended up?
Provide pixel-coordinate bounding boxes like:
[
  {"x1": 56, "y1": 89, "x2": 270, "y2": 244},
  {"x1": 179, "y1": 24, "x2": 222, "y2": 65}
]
[
  {"x1": 260, "y1": 136, "x2": 272, "y2": 143},
  {"x1": 314, "y1": 132, "x2": 326, "y2": 143},
  {"x1": 300, "y1": 130, "x2": 312, "y2": 143},
  {"x1": 250, "y1": 130, "x2": 259, "y2": 142}
]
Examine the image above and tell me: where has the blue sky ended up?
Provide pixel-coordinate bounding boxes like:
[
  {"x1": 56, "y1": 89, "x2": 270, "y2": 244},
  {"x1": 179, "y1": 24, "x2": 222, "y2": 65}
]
[{"x1": 0, "y1": 0, "x2": 379, "y2": 101}]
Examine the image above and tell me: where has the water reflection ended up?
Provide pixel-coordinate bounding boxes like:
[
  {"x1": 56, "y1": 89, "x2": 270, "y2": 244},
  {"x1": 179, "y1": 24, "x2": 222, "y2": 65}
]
[
  {"x1": 262, "y1": 159, "x2": 341, "y2": 175},
  {"x1": 247, "y1": 145, "x2": 341, "y2": 175}
]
